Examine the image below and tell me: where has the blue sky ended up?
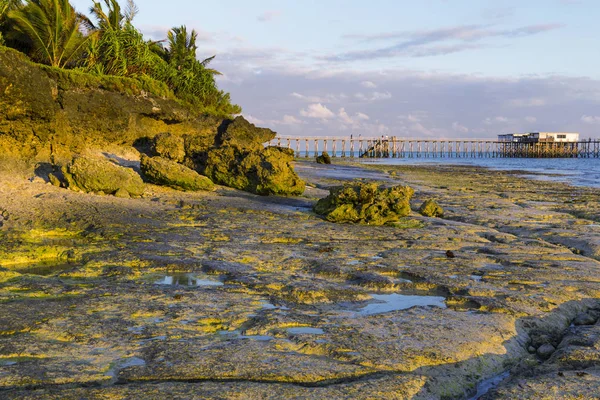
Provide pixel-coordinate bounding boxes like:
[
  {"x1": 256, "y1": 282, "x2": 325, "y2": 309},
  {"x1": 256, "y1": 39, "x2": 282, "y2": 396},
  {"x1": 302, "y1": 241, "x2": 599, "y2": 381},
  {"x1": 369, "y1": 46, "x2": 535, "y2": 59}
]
[{"x1": 72, "y1": 0, "x2": 600, "y2": 138}]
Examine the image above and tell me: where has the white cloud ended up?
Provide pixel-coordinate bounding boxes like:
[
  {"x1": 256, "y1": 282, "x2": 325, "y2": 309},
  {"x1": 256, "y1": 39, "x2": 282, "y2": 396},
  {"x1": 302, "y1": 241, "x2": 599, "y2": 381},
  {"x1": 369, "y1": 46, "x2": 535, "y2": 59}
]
[
  {"x1": 281, "y1": 115, "x2": 302, "y2": 125},
  {"x1": 245, "y1": 115, "x2": 265, "y2": 125},
  {"x1": 257, "y1": 10, "x2": 281, "y2": 22},
  {"x1": 361, "y1": 81, "x2": 377, "y2": 89},
  {"x1": 338, "y1": 108, "x2": 354, "y2": 125},
  {"x1": 525, "y1": 116, "x2": 537, "y2": 123},
  {"x1": 509, "y1": 98, "x2": 547, "y2": 107},
  {"x1": 300, "y1": 103, "x2": 335, "y2": 119},
  {"x1": 354, "y1": 91, "x2": 393, "y2": 102},
  {"x1": 452, "y1": 122, "x2": 469, "y2": 133},
  {"x1": 356, "y1": 112, "x2": 370, "y2": 120},
  {"x1": 484, "y1": 116, "x2": 509, "y2": 125},
  {"x1": 582, "y1": 115, "x2": 600, "y2": 124}
]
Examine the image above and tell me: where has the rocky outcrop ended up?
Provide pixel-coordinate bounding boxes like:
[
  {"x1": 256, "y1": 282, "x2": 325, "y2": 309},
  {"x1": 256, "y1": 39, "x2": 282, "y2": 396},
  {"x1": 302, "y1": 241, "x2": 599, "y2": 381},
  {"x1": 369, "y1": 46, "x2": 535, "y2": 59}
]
[
  {"x1": 152, "y1": 133, "x2": 186, "y2": 163},
  {"x1": 217, "y1": 116, "x2": 276, "y2": 152},
  {"x1": 0, "y1": 46, "x2": 305, "y2": 197},
  {"x1": 203, "y1": 146, "x2": 305, "y2": 196},
  {"x1": 62, "y1": 156, "x2": 145, "y2": 197},
  {"x1": 140, "y1": 155, "x2": 214, "y2": 192},
  {"x1": 0, "y1": 46, "x2": 221, "y2": 163},
  {"x1": 314, "y1": 183, "x2": 414, "y2": 225},
  {"x1": 196, "y1": 116, "x2": 305, "y2": 196},
  {"x1": 419, "y1": 199, "x2": 444, "y2": 217},
  {"x1": 316, "y1": 152, "x2": 332, "y2": 164}
]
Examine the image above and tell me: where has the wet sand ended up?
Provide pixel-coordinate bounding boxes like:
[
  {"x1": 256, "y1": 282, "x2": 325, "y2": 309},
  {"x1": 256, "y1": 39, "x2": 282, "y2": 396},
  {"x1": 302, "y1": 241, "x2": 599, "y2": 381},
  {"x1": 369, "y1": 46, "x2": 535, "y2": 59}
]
[{"x1": 0, "y1": 160, "x2": 599, "y2": 399}]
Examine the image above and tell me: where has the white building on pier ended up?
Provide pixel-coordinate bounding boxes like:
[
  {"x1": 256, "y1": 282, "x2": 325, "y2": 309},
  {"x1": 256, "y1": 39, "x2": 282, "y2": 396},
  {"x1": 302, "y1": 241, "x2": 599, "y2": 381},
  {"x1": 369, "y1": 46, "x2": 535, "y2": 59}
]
[{"x1": 498, "y1": 132, "x2": 580, "y2": 143}]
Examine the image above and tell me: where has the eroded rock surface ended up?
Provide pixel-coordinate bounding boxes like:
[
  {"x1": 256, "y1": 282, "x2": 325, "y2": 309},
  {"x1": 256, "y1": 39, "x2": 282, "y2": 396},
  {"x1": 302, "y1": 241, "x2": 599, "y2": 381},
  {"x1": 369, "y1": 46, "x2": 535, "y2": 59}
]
[
  {"x1": 62, "y1": 156, "x2": 145, "y2": 197},
  {"x1": 204, "y1": 146, "x2": 305, "y2": 196},
  {"x1": 140, "y1": 155, "x2": 214, "y2": 192},
  {"x1": 314, "y1": 182, "x2": 414, "y2": 225},
  {"x1": 0, "y1": 161, "x2": 599, "y2": 399}
]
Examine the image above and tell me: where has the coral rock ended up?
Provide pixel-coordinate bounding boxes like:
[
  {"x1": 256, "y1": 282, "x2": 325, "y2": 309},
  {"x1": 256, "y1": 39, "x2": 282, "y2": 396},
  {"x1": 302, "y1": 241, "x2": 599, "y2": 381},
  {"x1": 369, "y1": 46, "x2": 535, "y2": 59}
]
[
  {"x1": 316, "y1": 152, "x2": 332, "y2": 164},
  {"x1": 62, "y1": 156, "x2": 145, "y2": 197},
  {"x1": 140, "y1": 155, "x2": 214, "y2": 192},
  {"x1": 419, "y1": 199, "x2": 444, "y2": 217},
  {"x1": 204, "y1": 146, "x2": 305, "y2": 196},
  {"x1": 152, "y1": 133, "x2": 186, "y2": 163},
  {"x1": 314, "y1": 183, "x2": 414, "y2": 225}
]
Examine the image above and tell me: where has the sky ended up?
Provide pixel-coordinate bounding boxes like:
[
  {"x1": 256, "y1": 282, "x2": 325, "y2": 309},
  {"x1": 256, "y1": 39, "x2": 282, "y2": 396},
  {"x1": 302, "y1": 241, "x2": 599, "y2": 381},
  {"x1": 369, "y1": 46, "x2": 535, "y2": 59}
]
[{"x1": 71, "y1": 0, "x2": 600, "y2": 139}]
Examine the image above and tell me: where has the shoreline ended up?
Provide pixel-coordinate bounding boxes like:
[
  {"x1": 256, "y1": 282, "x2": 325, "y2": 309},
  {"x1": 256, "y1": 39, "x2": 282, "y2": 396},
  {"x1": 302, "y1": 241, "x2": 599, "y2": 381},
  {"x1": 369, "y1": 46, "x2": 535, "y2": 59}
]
[{"x1": 1, "y1": 161, "x2": 599, "y2": 399}]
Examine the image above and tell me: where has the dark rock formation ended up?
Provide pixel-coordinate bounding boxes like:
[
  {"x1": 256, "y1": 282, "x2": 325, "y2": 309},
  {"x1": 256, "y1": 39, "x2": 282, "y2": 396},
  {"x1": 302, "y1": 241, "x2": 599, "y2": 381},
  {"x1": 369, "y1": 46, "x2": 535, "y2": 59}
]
[
  {"x1": 419, "y1": 199, "x2": 444, "y2": 217},
  {"x1": 140, "y1": 155, "x2": 214, "y2": 192},
  {"x1": 316, "y1": 152, "x2": 332, "y2": 164},
  {"x1": 0, "y1": 46, "x2": 304, "y2": 197},
  {"x1": 203, "y1": 146, "x2": 305, "y2": 196},
  {"x1": 152, "y1": 133, "x2": 186, "y2": 163},
  {"x1": 314, "y1": 183, "x2": 414, "y2": 225},
  {"x1": 62, "y1": 156, "x2": 145, "y2": 197},
  {"x1": 217, "y1": 116, "x2": 276, "y2": 152},
  {"x1": 0, "y1": 46, "x2": 221, "y2": 163}
]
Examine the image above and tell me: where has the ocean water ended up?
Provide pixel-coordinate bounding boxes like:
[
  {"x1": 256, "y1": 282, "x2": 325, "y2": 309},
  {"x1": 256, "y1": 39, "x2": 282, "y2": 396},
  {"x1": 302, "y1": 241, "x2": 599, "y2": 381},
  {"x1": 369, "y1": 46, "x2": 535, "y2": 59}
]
[
  {"x1": 363, "y1": 157, "x2": 600, "y2": 188},
  {"x1": 298, "y1": 152, "x2": 600, "y2": 188}
]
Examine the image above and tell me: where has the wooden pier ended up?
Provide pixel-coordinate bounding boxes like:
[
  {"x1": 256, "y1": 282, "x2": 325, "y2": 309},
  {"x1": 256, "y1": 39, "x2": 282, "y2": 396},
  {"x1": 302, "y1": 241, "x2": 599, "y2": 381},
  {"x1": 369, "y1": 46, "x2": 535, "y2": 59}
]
[{"x1": 268, "y1": 136, "x2": 600, "y2": 159}]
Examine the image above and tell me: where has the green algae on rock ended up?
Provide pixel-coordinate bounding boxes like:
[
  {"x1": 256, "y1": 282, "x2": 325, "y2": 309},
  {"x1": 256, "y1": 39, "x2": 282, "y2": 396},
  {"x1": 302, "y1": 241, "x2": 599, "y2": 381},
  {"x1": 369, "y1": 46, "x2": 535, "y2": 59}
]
[
  {"x1": 314, "y1": 182, "x2": 414, "y2": 225},
  {"x1": 204, "y1": 146, "x2": 305, "y2": 196},
  {"x1": 316, "y1": 152, "x2": 332, "y2": 165},
  {"x1": 140, "y1": 155, "x2": 214, "y2": 192},
  {"x1": 62, "y1": 156, "x2": 145, "y2": 197},
  {"x1": 152, "y1": 133, "x2": 186, "y2": 163},
  {"x1": 419, "y1": 199, "x2": 444, "y2": 218},
  {"x1": 218, "y1": 116, "x2": 277, "y2": 152}
]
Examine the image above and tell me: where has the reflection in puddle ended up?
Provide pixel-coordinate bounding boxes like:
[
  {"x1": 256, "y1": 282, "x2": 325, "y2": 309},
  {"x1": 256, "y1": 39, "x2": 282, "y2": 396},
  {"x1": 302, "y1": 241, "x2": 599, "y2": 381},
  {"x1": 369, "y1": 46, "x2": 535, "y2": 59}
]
[
  {"x1": 287, "y1": 327, "x2": 325, "y2": 335},
  {"x1": 218, "y1": 330, "x2": 273, "y2": 341},
  {"x1": 106, "y1": 357, "x2": 146, "y2": 378},
  {"x1": 15, "y1": 261, "x2": 78, "y2": 276},
  {"x1": 359, "y1": 294, "x2": 447, "y2": 315},
  {"x1": 155, "y1": 273, "x2": 223, "y2": 287},
  {"x1": 467, "y1": 371, "x2": 510, "y2": 400}
]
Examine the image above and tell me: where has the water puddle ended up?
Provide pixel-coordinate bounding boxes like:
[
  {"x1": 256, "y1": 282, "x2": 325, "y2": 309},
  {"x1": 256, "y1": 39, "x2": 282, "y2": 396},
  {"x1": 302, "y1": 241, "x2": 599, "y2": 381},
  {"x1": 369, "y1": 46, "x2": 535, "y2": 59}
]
[
  {"x1": 359, "y1": 294, "x2": 447, "y2": 315},
  {"x1": 14, "y1": 261, "x2": 79, "y2": 276},
  {"x1": 106, "y1": 357, "x2": 146, "y2": 379},
  {"x1": 287, "y1": 327, "x2": 325, "y2": 335},
  {"x1": 467, "y1": 371, "x2": 510, "y2": 400},
  {"x1": 155, "y1": 273, "x2": 223, "y2": 287},
  {"x1": 218, "y1": 330, "x2": 274, "y2": 341}
]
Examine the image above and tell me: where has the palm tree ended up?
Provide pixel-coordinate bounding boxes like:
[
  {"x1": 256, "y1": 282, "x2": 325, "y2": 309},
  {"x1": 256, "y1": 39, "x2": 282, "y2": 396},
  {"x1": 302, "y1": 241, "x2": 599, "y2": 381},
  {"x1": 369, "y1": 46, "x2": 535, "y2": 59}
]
[
  {"x1": 85, "y1": 0, "x2": 153, "y2": 76},
  {"x1": 88, "y1": 0, "x2": 136, "y2": 31},
  {"x1": 165, "y1": 25, "x2": 221, "y2": 75},
  {"x1": 0, "y1": 0, "x2": 23, "y2": 44},
  {"x1": 8, "y1": 0, "x2": 89, "y2": 67},
  {"x1": 166, "y1": 25, "x2": 197, "y2": 70}
]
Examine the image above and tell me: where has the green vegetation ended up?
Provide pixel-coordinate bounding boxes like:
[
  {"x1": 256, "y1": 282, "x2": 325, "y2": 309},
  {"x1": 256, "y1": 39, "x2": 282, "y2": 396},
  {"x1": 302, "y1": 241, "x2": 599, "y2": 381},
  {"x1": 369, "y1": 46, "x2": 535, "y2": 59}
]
[
  {"x1": 2, "y1": 0, "x2": 240, "y2": 116},
  {"x1": 8, "y1": 0, "x2": 90, "y2": 67}
]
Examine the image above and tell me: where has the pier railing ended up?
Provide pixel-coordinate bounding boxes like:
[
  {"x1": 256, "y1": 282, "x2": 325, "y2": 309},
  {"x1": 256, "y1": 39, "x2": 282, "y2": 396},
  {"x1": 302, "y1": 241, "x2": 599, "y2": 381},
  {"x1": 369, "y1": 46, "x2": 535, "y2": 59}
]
[{"x1": 267, "y1": 136, "x2": 600, "y2": 159}]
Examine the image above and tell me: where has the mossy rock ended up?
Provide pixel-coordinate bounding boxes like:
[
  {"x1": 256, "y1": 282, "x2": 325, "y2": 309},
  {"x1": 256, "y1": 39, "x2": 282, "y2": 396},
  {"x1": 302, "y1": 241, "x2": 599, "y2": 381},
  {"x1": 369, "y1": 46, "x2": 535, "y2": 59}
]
[
  {"x1": 204, "y1": 146, "x2": 305, "y2": 196},
  {"x1": 140, "y1": 155, "x2": 214, "y2": 192},
  {"x1": 419, "y1": 199, "x2": 444, "y2": 217},
  {"x1": 61, "y1": 156, "x2": 145, "y2": 197},
  {"x1": 316, "y1": 152, "x2": 332, "y2": 164},
  {"x1": 218, "y1": 116, "x2": 277, "y2": 151},
  {"x1": 314, "y1": 182, "x2": 414, "y2": 225},
  {"x1": 152, "y1": 133, "x2": 186, "y2": 162}
]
